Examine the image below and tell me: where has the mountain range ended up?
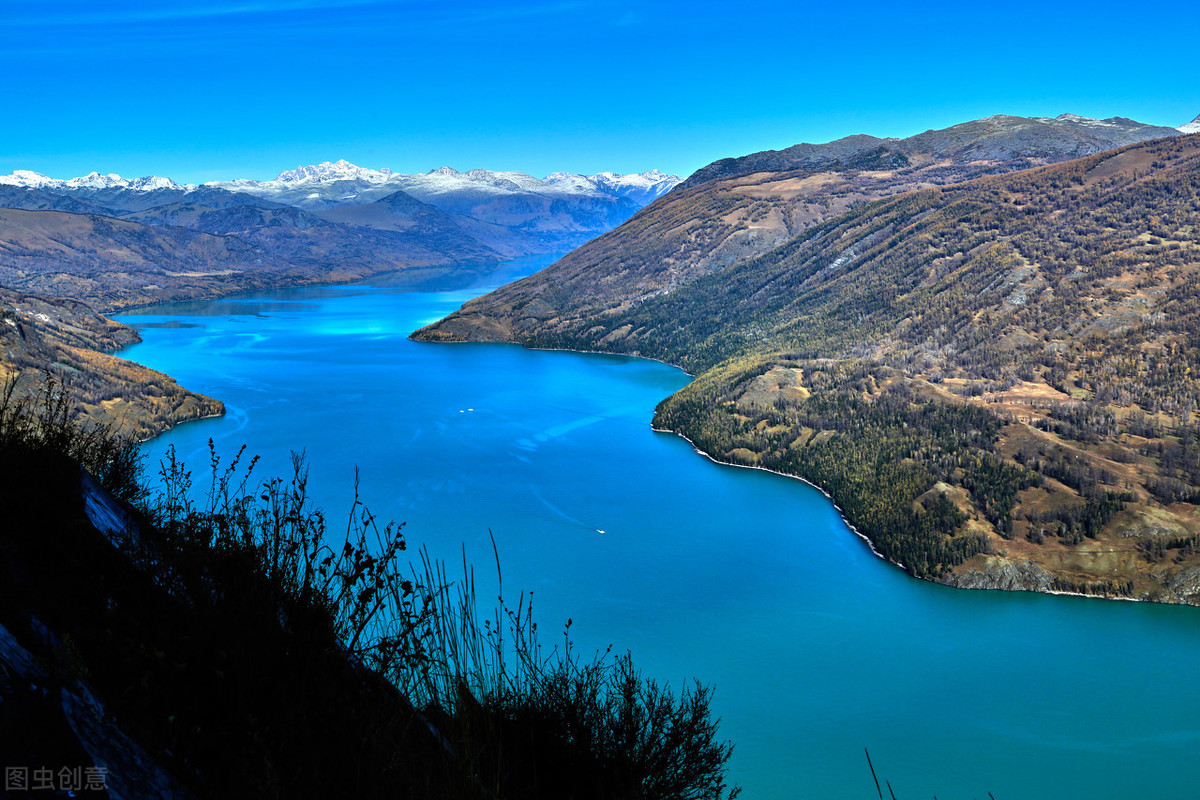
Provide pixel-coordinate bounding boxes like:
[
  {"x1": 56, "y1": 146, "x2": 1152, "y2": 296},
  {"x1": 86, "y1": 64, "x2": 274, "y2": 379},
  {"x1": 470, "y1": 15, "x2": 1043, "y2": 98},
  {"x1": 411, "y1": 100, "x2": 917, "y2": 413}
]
[
  {"x1": 0, "y1": 162, "x2": 681, "y2": 260},
  {"x1": 208, "y1": 162, "x2": 681, "y2": 256},
  {"x1": 0, "y1": 162, "x2": 682, "y2": 312},
  {"x1": 417, "y1": 112, "x2": 1200, "y2": 604},
  {"x1": 206, "y1": 160, "x2": 679, "y2": 208},
  {"x1": 1, "y1": 161, "x2": 681, "y2": 207},
  {"x1": 0, "y1": 160, "x2": 678, "y2": 436}
]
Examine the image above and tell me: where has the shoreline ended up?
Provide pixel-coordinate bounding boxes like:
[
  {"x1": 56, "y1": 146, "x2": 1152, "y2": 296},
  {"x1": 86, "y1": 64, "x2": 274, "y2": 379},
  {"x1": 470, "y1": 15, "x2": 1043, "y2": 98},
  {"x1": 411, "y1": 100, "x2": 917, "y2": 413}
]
[
  {"x1": 649, "y1": 423, "x2": 894, "y2": 564},
  {"x1": 132, "y1": 409, "x2": 226, "y2": 445},
  {"x1": 422, "y1": 330, "x2": 896, "y2": 565},
  {"x1": 417, "y1": 333, "x2": 1170, "y2": 606},
  {"x1": 105, "y1": 256, "x2": 515, "y2": 316},
  {"x1": 653, "y1": 424, "x2": 1164, "y2": 605}
]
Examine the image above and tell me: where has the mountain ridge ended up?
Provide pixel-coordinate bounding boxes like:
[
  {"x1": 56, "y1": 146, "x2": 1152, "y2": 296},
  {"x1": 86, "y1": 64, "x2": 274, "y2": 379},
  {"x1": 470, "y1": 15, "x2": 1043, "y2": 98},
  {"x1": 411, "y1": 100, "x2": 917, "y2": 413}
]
[
  {"x1": 417, "y1": 113, "x2": 1190, "y2": 346},
  {"x1": 0, "y1": 161, "x2": 683, "y2": 262},
  {"x1": 683, "y1": 113, "x2": 1183, "y2": 187}
]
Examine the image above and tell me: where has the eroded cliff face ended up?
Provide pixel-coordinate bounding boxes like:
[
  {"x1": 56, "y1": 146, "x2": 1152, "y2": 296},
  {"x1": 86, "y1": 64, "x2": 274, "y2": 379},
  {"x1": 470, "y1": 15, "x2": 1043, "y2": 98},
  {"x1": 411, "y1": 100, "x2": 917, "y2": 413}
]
[
  {"x1": 942, "y1": 556, "x2": 1200, "y2": 605},
  {"x1": 940, "y1": 558, "x2": 1058, "y2": 593}
]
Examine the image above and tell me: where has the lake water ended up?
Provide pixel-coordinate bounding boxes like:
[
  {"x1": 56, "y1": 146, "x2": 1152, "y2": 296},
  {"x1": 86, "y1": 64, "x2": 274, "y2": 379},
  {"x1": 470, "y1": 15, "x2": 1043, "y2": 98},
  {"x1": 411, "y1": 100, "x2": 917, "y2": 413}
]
[{"x1": 115, "y1": 259, "x2": 1200, "y2": 800}]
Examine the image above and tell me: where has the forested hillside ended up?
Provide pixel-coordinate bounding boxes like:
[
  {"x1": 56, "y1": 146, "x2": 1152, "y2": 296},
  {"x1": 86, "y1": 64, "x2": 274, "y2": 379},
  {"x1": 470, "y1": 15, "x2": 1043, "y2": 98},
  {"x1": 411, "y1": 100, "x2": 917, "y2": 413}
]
[{"x1": 419, "y1": 134, "x2": 1200, "y2": 603}]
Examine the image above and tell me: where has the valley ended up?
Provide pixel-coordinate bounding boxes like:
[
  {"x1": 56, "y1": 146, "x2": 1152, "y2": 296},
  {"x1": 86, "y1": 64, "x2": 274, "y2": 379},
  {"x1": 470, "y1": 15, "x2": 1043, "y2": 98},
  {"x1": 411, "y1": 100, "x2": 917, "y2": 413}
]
[
  {"x1": 0, "y1": 161, "x2": 678, "y2": 436},
  {"x1": 7, "y1": 2, "x2": 1200, "y2": 796}
]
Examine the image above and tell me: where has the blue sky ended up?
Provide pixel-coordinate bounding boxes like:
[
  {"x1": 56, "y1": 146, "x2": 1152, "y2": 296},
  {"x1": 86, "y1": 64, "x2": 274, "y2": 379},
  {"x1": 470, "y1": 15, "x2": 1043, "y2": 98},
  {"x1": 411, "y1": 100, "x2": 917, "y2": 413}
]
[{"x1": 2, "y1": 0, "x2": 1197, "y2": 183}]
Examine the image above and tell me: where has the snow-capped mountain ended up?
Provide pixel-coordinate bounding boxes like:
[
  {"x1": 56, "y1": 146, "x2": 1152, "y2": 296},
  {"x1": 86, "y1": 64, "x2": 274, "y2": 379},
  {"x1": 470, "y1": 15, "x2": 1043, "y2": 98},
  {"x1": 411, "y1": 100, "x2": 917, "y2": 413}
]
[
  {"x1": 542, "y1": 169, "x2": 683, "y2": 205},
  {"x1": 0, "y1": 170, "x2": 64, "y2": 189},
  {"x1": 591, "y1": 170, "x2": 681, "y2": 205},
  {"x1": 66, "y1": 172, "x2": 135, "y2": 190},
  {"x1": 540, "y1": 172, "x2": 597, "y2": 193},
  {"x1": 0, "y1": 161, "x2": 682, "y2": 260},
  {"x1": 207, "y1": 162, "x2": 682, "y2": 210},
  {"x1": 315, "y1": 166, "x2": 669, "y2": 256},
  {"x1": 390, "y1": 166, "x2": 679, "y2": 207},
  {"x1": 275, "y1": 159, "x2": 394, "y2": 184},
  {"x1": 1180, "y1": 114, "x2": 1200, "y2": 135},
  {"x1": 127, "y1": 175, "x2": 185, "y2": 191},
  {"x1": 391, "y1": 167, "x2": 558, "y2": 203},
  {"x1": 0, "y1": 170, "x2": 185, "y2": 192},
  {"x1": 1, "y1": 161, "x2": 679, "y2": 211}
]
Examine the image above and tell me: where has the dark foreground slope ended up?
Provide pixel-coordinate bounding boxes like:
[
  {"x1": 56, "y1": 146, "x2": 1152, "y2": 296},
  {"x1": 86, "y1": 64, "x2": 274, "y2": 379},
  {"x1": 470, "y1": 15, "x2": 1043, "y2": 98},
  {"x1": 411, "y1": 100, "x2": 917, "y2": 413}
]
[
  {"x1": 0, "y1": 451, "x2": 443, "y2": 799},
  {"x1": 1, "y1": 402, "x2": 736, "y2": 799},
  {"x1": 419, "y1": 134, "x2": 1200, "y2": 603}
]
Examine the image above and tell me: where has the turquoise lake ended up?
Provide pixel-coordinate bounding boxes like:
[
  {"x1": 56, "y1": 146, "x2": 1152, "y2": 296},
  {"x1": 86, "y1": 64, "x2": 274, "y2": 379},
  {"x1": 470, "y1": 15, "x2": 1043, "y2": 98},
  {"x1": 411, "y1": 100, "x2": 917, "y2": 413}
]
[{"x1": 115, "y1": 259, "x2": 1200, "y2": 800}]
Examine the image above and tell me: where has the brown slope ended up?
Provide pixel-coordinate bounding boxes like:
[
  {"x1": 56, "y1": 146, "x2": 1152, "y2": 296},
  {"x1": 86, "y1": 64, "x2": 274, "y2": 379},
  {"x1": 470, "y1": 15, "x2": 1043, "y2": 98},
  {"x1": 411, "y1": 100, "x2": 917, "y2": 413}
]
[
  {"x1": 0, "y1": 204, "x2": 500, "y2": 313},
  {"x1": 415, "y1": 114, "x2": 1183, "y2": 345},
  {"x1": 0, "y1": 208, "x2": 265, "y2": 311},
  {"x1": 1, "y1": 288, "x2": 223, "y2": 439}
]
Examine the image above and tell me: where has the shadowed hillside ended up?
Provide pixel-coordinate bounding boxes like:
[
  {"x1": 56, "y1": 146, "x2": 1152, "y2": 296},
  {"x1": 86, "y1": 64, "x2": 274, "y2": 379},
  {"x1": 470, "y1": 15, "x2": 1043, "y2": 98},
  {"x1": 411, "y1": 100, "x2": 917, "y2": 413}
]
[
  {"x1": 0, "y1": 389, "x2": 736, "y2": 799},
  {"x1": 0, "y1": 203, "x2": 500, "y2": 313}
]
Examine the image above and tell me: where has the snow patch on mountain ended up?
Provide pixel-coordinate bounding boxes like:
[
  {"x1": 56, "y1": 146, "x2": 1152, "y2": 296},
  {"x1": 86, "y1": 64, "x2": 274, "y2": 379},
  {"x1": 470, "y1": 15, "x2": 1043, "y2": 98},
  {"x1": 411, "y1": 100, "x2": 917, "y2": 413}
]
[
  {"x1": 1180, "y1": 115, "x2": 1200, "y2": 135},
  {"x1": 0, "y1": 170, "x2": 64, "y2": 189},
  {"x1": 1048, "y1": 113, "x2": 1119, "y2": 128},
  {"x1": 544, "y1": 170, "x2": 682, "y2": 203},
  {"x1": 544, "y1": 172, "x2": 600, "y2": 193},
  {"x1": 275, "y1": 159, "x2": 393, "y2": 184}
]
